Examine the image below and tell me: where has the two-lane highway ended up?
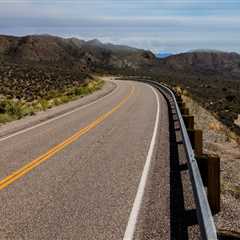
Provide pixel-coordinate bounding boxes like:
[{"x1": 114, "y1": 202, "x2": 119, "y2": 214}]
[{"x1": 0, "y1": 79, "x2": 170, "y2": 240}]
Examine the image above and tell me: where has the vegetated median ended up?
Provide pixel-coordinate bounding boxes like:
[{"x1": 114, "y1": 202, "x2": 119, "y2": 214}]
[{"x1": 0, "y1": 78, "x2": 104, "y2": 125}]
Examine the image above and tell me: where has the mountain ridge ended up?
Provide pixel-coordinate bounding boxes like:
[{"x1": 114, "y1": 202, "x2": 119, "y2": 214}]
[
  {"x1": 0, "y1": 34, "x2": 156, "y2": 71},
  {"x1": 159, "y1": 51, "x2": 240, "y2": 77}
]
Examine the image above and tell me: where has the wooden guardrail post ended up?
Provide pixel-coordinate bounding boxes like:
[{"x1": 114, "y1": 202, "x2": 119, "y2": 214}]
[
  {"x1": 196, "y1": 155, "x2": 220, "y2": 214},
  {"x1": 183, "y1": 115, "x2": 194, "y2": 129},
  {"x1": 207, "y1": 155, "x2": 220, "y2": 214},
  {"x1": 187, "y1": 129, "x2": 203, "y2": 156},
  {"x1": 178, "y1": 101, "x2": 190, "y2": 116},
  {"x1": 182, "y1": 108, "x2": 190, "y2": 115},
  {"x1": 178, "y1": 102, "x2": 185, "y2": 109},
  {"x1": 196, "y1": 155, "x2": 208, "y2": 186},
  {"x1": 176, "y1": 96, "x2": 182, "y2": 103}
]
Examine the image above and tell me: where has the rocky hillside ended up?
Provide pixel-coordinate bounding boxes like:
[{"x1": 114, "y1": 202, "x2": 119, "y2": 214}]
[
  {"x1": 0, "y1": 34, "x2": 156, "y2": 71},
  {"x1": 0, "y1": 34, "x2": 157, "y2": 120},
  {"x1": 159, "y1": 51, "x2": 240, "y2": 77},
  {"x1": 150, "y1": 51, "x2": 240, "y2": 136}
]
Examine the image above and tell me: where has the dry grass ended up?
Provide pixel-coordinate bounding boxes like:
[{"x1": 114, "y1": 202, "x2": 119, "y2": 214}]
[{"x1": 0, "y1": 78, "x2": 104, "y2": 125}]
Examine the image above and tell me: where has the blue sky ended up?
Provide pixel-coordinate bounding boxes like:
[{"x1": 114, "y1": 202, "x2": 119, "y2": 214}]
[{"x1": 1, "y1": 0, "x2": 240, "y2": 53}]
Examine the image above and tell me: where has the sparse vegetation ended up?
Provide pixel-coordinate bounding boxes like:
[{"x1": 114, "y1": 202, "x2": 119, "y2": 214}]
[
  {"x1": 0, "y1": 63, "x2": 90, "y2": 101},
  {"x1": 0, "y1": 71, "x2": 104, "y2": 123}
]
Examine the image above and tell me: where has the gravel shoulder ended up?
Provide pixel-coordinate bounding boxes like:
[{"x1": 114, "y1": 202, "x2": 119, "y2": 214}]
[{"x1": 182, "y1": 94, "x2": 240, "y2": 236}]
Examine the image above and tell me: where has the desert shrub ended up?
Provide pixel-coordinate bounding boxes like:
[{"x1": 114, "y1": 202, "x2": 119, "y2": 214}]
[
  {"x1": 39, "y1": 99, "x2": 50, "y2": 111},
  {"x1": 0, "y1": 100, "x2": 32, "y2": 123},
  {"x1": 59, "y1": 95, "x2": 70, "y2": 103},
  {"x1": 46, "y1": 90, "x2": 60, "y2": 100},
  {"x1": 0, "y1": 113, "x2": 15, "y2": 124},
  {"x1": 74, "y1": 87, "x2": 84, "y2": 96},
  {"x1": 4, "y1": 100, "x2": 23, "y2": 118},
  {"x1": 0, "y1": 78, "x2": 104, "y2": 124},
  {"x1": 53, "y1": 98, "x2": 62, "y2": 106},
  {"x1": 21, "y1": 105, "x2": 35, "y2": 116}
]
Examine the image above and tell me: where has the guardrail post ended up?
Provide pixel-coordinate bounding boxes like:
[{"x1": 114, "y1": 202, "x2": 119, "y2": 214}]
[
  {"x1": 196, "y1": 155, "x2": 208, "y2": 186},
  {"x1": 181, "y1": 108, "x2": 190, "y2": 115},
  {"x1": 196, "y1": 154, "x2": 221, "y2": 215},
  {"x1": 183, "y1": 115, "x2": 194, "y2": 129},
  {"x1": 187, "y1": 129, "x2": 203, "y2": 156},
  {"x1": 176, "y1": 95, "x2": 182, "y2": 103},
  {"x1": 207, "y1": 155, "x2": 220, "y2": 214},
  {"x1": 178, "y1": 101, "x2": 189, "y2": 115},
  {"x1": 178, "y1": 102, "x2": 185, "y2": 109}
]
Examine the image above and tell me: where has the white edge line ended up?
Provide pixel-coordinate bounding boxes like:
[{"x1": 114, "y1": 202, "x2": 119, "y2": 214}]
[
  {"x1": 123, "y1": 85, "x2": 160, "y2": 240},
  {"x1": 0, "y1": 82, "x2": 119, "y2": 142}
]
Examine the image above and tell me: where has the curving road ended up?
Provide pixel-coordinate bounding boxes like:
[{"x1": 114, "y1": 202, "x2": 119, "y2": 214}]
[{"x1": 0, "y1": 79, "x2": 170, "y2": 240}]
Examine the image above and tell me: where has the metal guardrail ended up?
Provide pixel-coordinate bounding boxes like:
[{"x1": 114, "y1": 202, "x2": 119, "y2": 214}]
[{"x1": 144, "y1": 80, "x2": 218, "y2": 240}]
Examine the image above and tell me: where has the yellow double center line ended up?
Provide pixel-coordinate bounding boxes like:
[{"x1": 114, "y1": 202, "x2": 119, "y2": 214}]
[{"x1": 0, "y1": 86, "x2": 135, "y2": 191}]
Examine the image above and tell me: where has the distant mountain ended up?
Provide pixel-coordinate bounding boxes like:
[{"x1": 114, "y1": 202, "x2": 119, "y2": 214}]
[
  {"x1": 1, "y1": 35, "x2": 240, "y2": 77},
  {"x1": 188, "y1": 49, "x2": 225, "y2": 53},
  {"x1": 0, "y1": 34, "x2": 157, "y2": 71},
  {"x1": 156, "y1": 52, "x2": 173, "y2": 59},
  {"x1": 159, "y1": 51, "x2": 240, "y2": 77}
]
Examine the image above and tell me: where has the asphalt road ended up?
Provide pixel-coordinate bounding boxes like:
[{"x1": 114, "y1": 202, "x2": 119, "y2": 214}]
[{"x1": 0, "y1": 79, "x2": 170, "y2": 240}]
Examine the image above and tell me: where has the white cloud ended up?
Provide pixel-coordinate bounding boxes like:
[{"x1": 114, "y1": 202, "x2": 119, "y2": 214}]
[
  {"x1": 2, "y1": 14, "x2": 240, "y2": 29},
  {"x1": 0, "y1": 0, "x2": 239, "y2": 53}
]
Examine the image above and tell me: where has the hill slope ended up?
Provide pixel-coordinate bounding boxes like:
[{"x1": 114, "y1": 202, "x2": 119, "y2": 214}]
[
  {"x1": 159, "y1": 51, "x2": 240, "y2": 77},
  {"x1": 153, "y1": 51, "x2": 240, "y2": 135},
  {"x1": 0, "y1": 34, "x2": 156, "y2": 71}
]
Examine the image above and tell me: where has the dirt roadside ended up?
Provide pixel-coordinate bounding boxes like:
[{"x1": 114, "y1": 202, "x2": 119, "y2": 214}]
[{"x1": 181, "y1": 93, "x2": 240, "y2": 236}]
